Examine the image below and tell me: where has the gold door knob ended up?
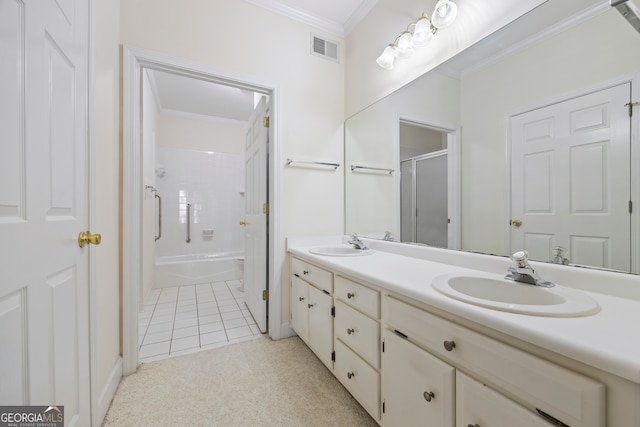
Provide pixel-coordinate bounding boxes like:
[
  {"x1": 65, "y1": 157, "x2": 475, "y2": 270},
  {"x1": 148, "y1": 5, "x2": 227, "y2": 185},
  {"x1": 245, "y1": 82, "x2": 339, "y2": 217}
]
[
  {"x1": 78, "y1": 231, "x2": 101, "y2": 248},
  {"x1": 239, "y1": 221, "x2": 248, "y2": 226},
  {"x1": 511, "y1": 219, "x2": 523, "y2": 228}
]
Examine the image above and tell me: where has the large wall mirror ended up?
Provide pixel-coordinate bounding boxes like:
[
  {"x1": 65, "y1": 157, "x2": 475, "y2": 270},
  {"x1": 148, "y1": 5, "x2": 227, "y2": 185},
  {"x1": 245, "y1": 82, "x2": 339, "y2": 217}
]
[{"x1": 345, "y1": 0, "x2": 640, "y2": 274}]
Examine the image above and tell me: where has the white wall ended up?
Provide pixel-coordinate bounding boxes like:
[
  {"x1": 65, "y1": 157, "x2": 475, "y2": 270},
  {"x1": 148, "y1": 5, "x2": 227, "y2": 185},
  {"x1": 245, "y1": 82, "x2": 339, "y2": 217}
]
[
  {"x1": 345, "y1": 0, "x2": 547, "y2": 117},
  {"x1": 459, "y1": 9, "x2": 640, "y2": 255},
  {"x1": 120, "y1": 0, "x2": 345, "y2": 332},
  {"x1": 157, "y1": 114, "x2": 245, "y2": 155},
  {"x1": 345, "y1": 71, "x2": 460, "y2": 238},
  {"x1": 93, "y1": 0, "x2": 122, "y2": 422}
]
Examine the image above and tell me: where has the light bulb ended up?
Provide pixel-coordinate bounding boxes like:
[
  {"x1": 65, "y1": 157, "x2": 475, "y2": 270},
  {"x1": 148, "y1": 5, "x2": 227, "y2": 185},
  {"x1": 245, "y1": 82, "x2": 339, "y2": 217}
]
[
  {"x1": 376, "y1": 45, "x2": 396, "y2": 69},
  {"x1": 411, "y1": 15, "x2": 433, "y2": 47},
  {"x1": 431, "y1": 0, "x2": 458, "y2": 29},
  {"x1": 394, "y1": 31, "x2": 414, "y2": 59}
]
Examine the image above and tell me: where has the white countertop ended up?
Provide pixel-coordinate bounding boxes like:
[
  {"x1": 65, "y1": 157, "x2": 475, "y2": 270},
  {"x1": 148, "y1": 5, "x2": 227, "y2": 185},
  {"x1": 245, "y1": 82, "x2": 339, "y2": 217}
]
[{"x1": 288, "y1": 238, "x2": 640, "y2": 385}]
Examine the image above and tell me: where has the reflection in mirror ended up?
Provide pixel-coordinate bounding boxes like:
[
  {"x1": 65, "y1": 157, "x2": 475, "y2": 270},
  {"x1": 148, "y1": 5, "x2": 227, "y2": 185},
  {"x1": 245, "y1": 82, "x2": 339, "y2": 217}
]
[
  {"x1": 399, "y1": 122, "x2": 448, "y2": 247},
  {"x1": 345, "y1": 0, "x2": 640, "y2": 274}
]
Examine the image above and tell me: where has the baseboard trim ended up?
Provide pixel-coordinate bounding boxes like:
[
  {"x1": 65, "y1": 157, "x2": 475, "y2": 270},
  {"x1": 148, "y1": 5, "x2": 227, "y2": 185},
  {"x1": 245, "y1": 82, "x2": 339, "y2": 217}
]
[
  {"x1": 95, "y1": 356, "x2": 122, "y2": 425},
  {"x1": 278, "y1": 322, "x2": 296, "y2": 339}
]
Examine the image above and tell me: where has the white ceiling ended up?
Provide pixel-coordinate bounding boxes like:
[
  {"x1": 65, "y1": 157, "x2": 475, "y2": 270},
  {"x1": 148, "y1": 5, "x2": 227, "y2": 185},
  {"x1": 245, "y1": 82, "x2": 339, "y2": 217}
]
[{"x1": 147, "y1": 70, "x2": 256, "y2": 123}]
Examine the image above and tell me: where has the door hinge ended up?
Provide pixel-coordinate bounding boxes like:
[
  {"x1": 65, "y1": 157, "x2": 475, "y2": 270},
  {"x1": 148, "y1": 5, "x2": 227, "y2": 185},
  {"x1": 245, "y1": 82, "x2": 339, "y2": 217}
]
[
  {"x1": 630, "y1": 200, "x2": 633, "y2": 214},
  {"x1": 262, "y1": 290, "x2": 269, "y2": 301},
  {"x1": 263, "y1": 202, "x2": 269, "y2": 214},
  {"x1": 331, "y1": 351, "x2": 335, "y2": 362},
  {"x1": 263, "y1": 116, "x2": 270, "y2": 127},
  {"x1": 331, "y1": 306, "x2": 335, "y2": 317},
  {"x1": 625, "y1": 101, "x2": 640, "y2": 117}
]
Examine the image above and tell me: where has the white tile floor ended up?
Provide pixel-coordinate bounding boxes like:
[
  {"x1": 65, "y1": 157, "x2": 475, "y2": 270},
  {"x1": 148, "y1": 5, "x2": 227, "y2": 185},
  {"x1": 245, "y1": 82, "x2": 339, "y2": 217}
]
[{"x1": 138, "y1": 279, "x2": 263, "y2": 363}]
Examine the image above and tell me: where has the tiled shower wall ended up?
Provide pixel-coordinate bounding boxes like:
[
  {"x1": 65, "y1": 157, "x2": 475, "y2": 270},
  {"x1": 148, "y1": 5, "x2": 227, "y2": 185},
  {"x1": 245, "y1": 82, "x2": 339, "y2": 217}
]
[{"x1": 155, "y1": 147, "x2": 244, "y2": 257}]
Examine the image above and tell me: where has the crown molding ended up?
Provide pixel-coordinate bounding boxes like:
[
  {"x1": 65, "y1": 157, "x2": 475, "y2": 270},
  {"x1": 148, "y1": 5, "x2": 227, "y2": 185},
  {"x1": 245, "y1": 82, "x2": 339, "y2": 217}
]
[
  {"x1": 245, "y1": 0, "x2": 356, "y2": 37},
  {"x1": 344, "y1": 0, "x2": 378, "y2": 36}
]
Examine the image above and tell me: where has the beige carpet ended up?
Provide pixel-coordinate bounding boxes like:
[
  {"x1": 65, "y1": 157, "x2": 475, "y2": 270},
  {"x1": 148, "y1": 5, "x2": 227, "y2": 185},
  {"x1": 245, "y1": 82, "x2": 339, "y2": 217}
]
[{"x1": 103, "y1": 337, "x2": 378, "y2": 426}]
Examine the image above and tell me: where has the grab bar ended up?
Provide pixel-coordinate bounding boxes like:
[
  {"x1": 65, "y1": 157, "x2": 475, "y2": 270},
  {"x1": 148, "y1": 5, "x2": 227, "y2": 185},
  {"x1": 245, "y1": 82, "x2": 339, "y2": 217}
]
[
  {"x1": 186, "y1": 203, "x2": 192, "y2": 243},
  {"x1": 155, "y1": 193, "x2": 162, "y2": 242}
]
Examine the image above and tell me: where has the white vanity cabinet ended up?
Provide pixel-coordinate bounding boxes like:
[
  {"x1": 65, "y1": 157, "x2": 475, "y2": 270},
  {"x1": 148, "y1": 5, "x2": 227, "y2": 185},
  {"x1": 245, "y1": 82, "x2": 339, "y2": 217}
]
[
  {"x1": 383, "y1": 295, "x2": 606, "y2": 427},
  {"x1": 333, "y1": 275, "x2": 382, "y2": 422},
  {"x1": 383, "y1": 328, "x2": 455, "y2": 426},
  {"x1": 290, "y1": 257, "x2": 334, "y2": 369},
  {"x1": 457, "y1": 372, "x2": 550, "y2": 427}
]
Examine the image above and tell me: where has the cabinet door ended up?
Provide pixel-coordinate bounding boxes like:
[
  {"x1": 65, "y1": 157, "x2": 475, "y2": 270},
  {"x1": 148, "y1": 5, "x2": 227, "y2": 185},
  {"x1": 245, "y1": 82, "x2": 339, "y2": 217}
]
[
  {"x1": 291, "y1": 276, "x2": 308, "y2": 342},
  {"x1": 334, "y1": 339, "x2": 380, "y2": 421},
  {"x1": 308, "y1": 285, "x2": 334, "y2": 369},
  {"x1": 383, "y1": 330, "x2": 455, "y2": 427},
  {"x1": 457, "y1": 372, "x2": 550, "y2": 427}
]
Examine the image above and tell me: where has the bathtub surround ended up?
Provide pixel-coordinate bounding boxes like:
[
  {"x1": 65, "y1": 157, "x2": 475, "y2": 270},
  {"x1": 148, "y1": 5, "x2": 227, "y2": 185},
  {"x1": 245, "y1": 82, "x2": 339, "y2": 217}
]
[{"x1": 155, "y1": 147, "x2": 244, "y2": 259}]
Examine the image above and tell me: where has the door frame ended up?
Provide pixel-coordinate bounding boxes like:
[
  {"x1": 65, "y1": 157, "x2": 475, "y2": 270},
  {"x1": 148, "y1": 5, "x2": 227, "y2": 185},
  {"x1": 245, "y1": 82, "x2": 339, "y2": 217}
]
[
  {"x1": 395, "y1": 116, "x2": 461, "y2": 250},
  {"x1": 504, "y1": 73, "x2": 640, "y2": 273},
  {"x1": 122, "y1": 46, "x2": 283, "y2": 374}
]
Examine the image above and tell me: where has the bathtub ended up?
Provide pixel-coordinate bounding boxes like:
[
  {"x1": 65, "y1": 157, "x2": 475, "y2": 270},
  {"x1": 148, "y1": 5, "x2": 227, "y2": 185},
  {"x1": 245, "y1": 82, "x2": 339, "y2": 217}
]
[{"x1": 154, "y1": 251, "x2": 244, "y2": 288}]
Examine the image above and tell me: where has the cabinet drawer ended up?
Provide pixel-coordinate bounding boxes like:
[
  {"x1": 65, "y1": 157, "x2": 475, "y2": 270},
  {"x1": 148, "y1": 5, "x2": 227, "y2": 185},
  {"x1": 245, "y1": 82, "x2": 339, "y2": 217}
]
[
  {"x1": 334, "y1": 339, "x2": 380, "y2": 421},
  {"x1": 335, "y1": 300, "x2": 380, "y2": 368},
  {"x1": 384, "y1": 296, "x2": 605, "y2": 427},
  {"x1": 457, "y1": 372, "x2": 550, "y2": 427},
  {"x1": 335, "y1": 275, "x2": 380, "y2": 319},
  {"x1": 291, "y1": 257, "x2": 333, "y2": 293}
]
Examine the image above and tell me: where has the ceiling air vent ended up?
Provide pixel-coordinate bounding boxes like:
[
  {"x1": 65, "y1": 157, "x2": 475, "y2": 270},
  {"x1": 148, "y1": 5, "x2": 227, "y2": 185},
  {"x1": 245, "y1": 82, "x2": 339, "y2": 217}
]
[{"x1": 311, "y1": 34, "x2": 339, "y2": 63}]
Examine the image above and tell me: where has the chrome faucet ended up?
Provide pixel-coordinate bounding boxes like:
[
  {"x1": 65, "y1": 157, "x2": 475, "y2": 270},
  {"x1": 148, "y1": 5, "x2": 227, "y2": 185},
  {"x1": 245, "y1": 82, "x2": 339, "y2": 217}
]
[
  {"x1": 505, "y1": 251, "x2": 554, "y2": 288},
  {"x1": 348, "y1": 233, "x2": 368, "y2": 250}
]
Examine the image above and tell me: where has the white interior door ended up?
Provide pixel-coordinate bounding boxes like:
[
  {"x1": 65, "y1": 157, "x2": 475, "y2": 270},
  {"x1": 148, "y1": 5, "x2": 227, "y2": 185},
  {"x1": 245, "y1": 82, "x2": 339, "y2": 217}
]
[
  {"x1": 0, "y1": 0, "x2": 91, "y2": 424},
  {"x1": 510, "y1": 83, "x2": 631, "y2": 270},
  {"x1": 243, "y1": 97, "x2": 269, "y2": 332}
]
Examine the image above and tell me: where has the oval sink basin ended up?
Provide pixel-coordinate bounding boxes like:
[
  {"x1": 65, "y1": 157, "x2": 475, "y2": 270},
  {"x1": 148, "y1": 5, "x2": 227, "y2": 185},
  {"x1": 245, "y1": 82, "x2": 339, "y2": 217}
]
[
  {"x1": 308, "y1": 246, "x2": 374, "y2": 257},
  {"x1": 431, "y1": 273, "x2": 600, "y2": 317}
]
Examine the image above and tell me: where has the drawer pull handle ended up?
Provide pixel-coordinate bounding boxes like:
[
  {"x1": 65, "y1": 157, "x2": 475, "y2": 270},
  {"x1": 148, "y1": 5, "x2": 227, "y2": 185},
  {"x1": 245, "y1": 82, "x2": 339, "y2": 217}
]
[
  {"x1": 443, "y1": 340, "x2": 456, "y2": 351},
  {"x1": 303, "y1": 269, "x2": 309, "y2": 275},
  {"x1": 347, "y1": 292, "x2": 355, "y2": 299},
  {"x1": 347, "y1": 372, "x2": 355, "y2": 379},
  {"x1": 423, "y1": 391, "x2": 435, "y2": 402},
  {"x1": 347, "y1": 328, "x2": 355, "y2": 335},
  {"x1": 308, "y1": 303, "x2": 315, "y2": 309},
  {"x1": 467, "y1": 424, "x2": 480, "y2": 427},
  {"x1": 299, "y1": 297, "x2": 305, "y2": 301}
]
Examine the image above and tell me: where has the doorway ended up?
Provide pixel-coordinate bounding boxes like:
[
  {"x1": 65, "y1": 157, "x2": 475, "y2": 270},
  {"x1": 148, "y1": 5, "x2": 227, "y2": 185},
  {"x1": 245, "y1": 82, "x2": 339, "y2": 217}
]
[
  {"x1": 398, "y1": 119, "x2": 460, "y2": 249},
  {"x1": 122, "y1": 46, "x2": 281, "y2": 374}
]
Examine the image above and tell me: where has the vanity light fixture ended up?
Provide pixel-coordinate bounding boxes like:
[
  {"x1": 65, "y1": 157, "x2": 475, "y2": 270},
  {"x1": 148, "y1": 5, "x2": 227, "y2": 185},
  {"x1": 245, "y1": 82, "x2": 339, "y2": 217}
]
[{"x1": 376, "y1": 0, "x2": 458, "y2": 70}]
